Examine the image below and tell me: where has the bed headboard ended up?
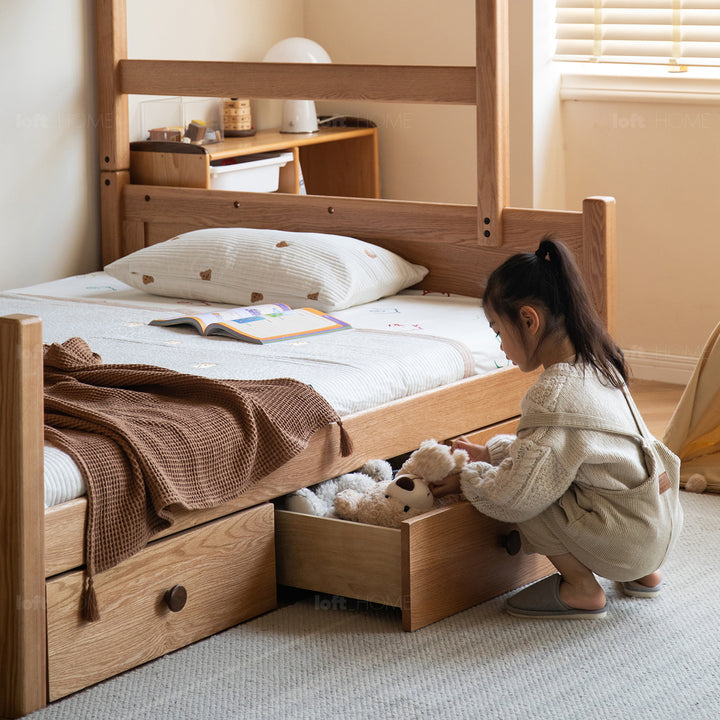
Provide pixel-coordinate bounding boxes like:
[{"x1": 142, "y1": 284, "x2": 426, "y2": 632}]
[{"x1": 96, "y1": 0, "x2": 615, "y2": 331}]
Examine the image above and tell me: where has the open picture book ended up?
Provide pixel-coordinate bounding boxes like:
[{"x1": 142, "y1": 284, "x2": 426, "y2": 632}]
[{"x1": 149, "y1": 303, "x2": 352, "y2": 344}]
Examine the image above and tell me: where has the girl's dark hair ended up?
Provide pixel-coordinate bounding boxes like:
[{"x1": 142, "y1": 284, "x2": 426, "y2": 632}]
[{"x1": 483, "y1": 236, "x2": 628, "y2": 387}]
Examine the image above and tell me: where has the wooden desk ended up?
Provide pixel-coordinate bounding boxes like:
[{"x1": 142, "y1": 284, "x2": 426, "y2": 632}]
[{"x1": 130, "y1": 127, "x2": 379, "y2": 198}]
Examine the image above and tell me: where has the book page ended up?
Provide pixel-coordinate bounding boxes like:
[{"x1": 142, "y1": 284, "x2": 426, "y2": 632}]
[
  {"x1": 219, "y1": 308, "x2": 350, "y2": 342},
  {"x1": 150, "y1": 303, "x2": 292, "y2": 332},
  {"x1": 194, "y1": 303, "x2": 291, "y2": 325}
]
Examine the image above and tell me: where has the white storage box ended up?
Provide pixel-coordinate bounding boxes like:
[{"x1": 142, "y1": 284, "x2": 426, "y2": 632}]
[{"x1": 209, "y1": 152, "x2": 293, "y2": 192}]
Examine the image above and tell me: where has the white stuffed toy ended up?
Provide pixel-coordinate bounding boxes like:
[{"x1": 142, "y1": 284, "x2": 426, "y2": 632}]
[
  {"x1": 333, "y1": 439, "x2": 467, "y2": 528},
  {"x1": 284, "y1": 459, "x2": 393, "y2": 518}
]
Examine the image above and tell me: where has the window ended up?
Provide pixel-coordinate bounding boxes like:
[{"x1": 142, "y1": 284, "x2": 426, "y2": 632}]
[{"x1": 555, "y1": 1, "x2": 720, "y2": 69}]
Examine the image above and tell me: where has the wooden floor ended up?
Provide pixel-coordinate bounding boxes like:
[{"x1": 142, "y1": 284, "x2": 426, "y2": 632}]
[{"x1": 629, "y1": 379, "x2": 686, "y2": 439}]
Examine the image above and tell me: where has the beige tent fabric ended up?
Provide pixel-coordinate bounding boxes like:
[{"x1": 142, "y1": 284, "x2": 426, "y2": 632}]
[{"x1": 664, "y1": 321, "x2": 720, "y2": 491}]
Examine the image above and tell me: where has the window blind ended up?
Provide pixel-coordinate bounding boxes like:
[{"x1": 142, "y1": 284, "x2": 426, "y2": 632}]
[{"x1": 555, "y1": 1, "x2": 720, "y2": 68}]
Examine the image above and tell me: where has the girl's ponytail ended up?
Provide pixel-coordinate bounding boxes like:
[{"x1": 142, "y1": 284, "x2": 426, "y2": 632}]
[{"x1": 484, "y1": 236, "x2": 627, "y2": 387}]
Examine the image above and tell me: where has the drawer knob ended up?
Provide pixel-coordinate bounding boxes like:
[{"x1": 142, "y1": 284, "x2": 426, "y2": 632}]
[
  {"x1": 502, "y1": 530, "x2": 522, "y2": 556},
  {"x1": 164, "y1": 584, "x2": 188, "y2": 612}
]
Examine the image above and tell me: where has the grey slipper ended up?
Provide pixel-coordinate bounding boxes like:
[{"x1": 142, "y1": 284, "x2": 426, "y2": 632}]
[
  {"x1": 620, "y1": 580, "x2": 663, "y2": 598},
  {"x1": 505, "y1": 574, "x2": 608, "y2": 619}
]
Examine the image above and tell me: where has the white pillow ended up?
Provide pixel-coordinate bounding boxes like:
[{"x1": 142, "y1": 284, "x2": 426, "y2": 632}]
[{"x1": 104, "y1": 228, "x2": 428, "y2": 311}]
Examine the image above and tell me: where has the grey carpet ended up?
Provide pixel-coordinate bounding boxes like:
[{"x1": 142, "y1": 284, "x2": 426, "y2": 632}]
[{"x1": 31, "y1": 492, "x2": 719, "y2": 720}]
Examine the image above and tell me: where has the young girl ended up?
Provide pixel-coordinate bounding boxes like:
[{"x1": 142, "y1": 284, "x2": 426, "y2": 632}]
[{"x1": 431, "y1": 237, "x2": 683, "y2": 618}]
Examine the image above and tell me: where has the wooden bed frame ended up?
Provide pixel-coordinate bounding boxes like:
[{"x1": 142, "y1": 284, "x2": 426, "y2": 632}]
[{"x1": 0, "y1": 1, "x2": 615, "y2": 716}]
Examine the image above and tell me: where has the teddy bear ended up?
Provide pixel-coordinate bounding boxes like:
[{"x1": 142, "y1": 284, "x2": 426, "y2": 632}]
[
  {"x1": 283, "y1": 458, "x2": 393, "y2": 517},
  {"x1": 333, "y1": 439, "x2": 468, "y2": 528}
]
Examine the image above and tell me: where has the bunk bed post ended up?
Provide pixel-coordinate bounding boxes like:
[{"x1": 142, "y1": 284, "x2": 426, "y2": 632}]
[
  {"x1": 476, "y1": 0, "x2": 509, "y2": 247},
  {"x1": 97, "y1": 0, "x2": 130, "y2": 266},
  {"x1": 582, "y1": 196, "x2": 617, "y2": 334},
  {"x1": 0, "y1": 315, "x2": 46, "y2": 718}
]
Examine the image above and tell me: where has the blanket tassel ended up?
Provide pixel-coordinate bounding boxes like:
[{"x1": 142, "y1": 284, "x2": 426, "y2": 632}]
[
  {"x1": 338, "y1": 420, "x2": 353, "y2": 457},
  {"x1": 82, "y1": 575, "x2": 100, "y2": 622}
]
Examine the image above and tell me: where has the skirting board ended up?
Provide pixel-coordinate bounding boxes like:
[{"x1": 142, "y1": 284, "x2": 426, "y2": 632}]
[{"x1": 624, "y1": 349, "x2": 697, "y2": 386}]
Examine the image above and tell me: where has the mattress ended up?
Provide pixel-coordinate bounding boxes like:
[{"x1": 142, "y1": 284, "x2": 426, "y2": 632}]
[{"x1": 2, "y1": 272, "x2": 510, "y2": 507}]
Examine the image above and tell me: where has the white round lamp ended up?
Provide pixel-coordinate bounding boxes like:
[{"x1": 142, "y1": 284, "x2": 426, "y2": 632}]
[{"x1": 263, "y1": 38, "x2": 331, "y2": 134}]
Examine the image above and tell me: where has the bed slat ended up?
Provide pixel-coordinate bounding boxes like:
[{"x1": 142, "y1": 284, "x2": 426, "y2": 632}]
[
  {"x1": 122, "y1": 185, "x2": 478, "y2": 245},
  {"x1": 118, "y1": 60, "x2": 477, "y2": 106}
]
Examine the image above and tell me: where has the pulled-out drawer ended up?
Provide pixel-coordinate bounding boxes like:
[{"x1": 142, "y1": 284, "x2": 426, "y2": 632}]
[
  {"x1": 47, "y1": 502, "x2": 276, "y2": 700},
  {"x1": 275, "y1": 502, "x2": 553, "y2": 631}
]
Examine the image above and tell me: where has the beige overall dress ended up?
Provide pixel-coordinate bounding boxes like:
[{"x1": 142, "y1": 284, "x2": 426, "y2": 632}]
[{"x1": 515, "y1": 386, "x2": 684, "y2": 582}]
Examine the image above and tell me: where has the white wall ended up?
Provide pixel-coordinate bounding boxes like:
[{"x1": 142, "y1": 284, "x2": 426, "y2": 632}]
[
  {"x1": 303, "y1": 0, "x2": 478, "y2": 204},
  {"x1": 530, "y1": 0, "x2": 565, "y2": 210},
  {"x1": 502, "y1": 0, "x2": 565, "y2": 211},
  {"x1": 561, "y1": 82, "x2": 720, "y2": 381},
  {"x1": 515, "y1": 2, "x2": 720, "y2": 382},
  {"x1": 0, "y1": 0, "x2": 99, "y2": 290}
]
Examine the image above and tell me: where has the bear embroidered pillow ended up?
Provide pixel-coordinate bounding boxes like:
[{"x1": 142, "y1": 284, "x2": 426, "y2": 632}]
[{"x1": 104, "y1": 227, "x2": 428, "y2": 312}]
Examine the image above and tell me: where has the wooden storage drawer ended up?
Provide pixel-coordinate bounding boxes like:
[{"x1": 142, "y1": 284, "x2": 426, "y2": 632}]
[
  {"x1": 46, "y1": 502, "x2": 276, "y2": 701},
  {"x1": 275, "y1": 502, "x2": 553, "y2": 632}
]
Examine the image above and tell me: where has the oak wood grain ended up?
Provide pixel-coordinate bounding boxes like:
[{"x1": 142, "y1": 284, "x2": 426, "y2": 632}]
[
  {"x1": 0, "y1": 315, "x2": 46, "y2": 718},
  {"x1": 96, "y1": 0, "x2": 129, "y2": 172},
  {"x1": 119, "y1": 61, "x2": 477, "y2": 105},
  {"x1": 46, "y1": 504, "x2": 276, "y2": 701},
  {"x1": 275, "y1": 511, "x2": 402, "y2": 607},
  {"x1": 475, "y1": 0, "x2": 509, "y2": 245},
  {"x1": 401, "y1": 502, "x2": 554, "y2": 631}
]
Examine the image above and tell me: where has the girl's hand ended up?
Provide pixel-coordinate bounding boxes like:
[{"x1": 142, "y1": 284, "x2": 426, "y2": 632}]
[
  {"x1": 429, "y1": 472, "x2": 462, "y2": 498},
  {"x1": 451, "y1": 436, "x2": 490, "y2": 463}
]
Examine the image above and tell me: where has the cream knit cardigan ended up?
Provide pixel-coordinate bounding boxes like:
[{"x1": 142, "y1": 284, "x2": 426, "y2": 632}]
[{"x1": 460, "y1": 362, "x2": 649, "y2": 523}]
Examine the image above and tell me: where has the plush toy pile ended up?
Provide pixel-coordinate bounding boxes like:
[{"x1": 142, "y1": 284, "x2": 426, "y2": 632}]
[{"x1": 283, "y1": 439, "x2": 467, "y2": 528}]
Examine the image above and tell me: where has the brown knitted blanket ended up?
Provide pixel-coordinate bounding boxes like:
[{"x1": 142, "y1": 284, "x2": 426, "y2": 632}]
[{"x1": 43, "y1": 337, "x2": 351, "y2": 620}]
